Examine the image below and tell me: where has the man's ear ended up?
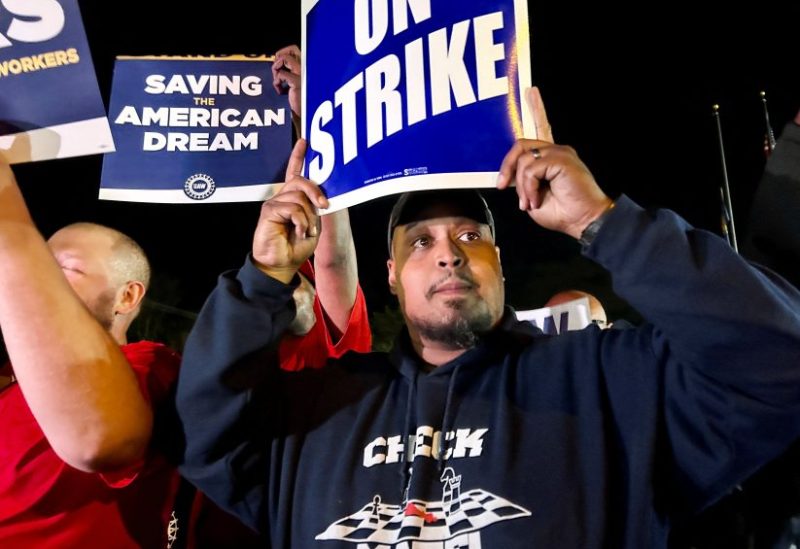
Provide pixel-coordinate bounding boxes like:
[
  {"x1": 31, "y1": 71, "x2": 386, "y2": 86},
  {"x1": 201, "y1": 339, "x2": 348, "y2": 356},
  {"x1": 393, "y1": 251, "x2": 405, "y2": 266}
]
[
  {"x1": 115, "y1": 281, "x2": 146, "y2": 316},
  {"x1": 387, "y1": 259, "x2": 397, "y2": 295}
]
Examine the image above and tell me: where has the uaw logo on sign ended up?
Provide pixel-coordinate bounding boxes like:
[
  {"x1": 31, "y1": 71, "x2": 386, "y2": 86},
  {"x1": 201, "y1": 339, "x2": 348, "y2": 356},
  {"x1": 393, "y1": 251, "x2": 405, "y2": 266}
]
[
  {"x1": 0, "y1": 0, "x2": 114, "y2": 164},
  {"x1": 99, "y1": 55, "x2": 292, "y2": 204},
  {"x1": 302, "y1": 0, "x2": 535, "y2": 212},
  {"x1": 183, "y1": 173, "x2": 216, "y2": 200}
]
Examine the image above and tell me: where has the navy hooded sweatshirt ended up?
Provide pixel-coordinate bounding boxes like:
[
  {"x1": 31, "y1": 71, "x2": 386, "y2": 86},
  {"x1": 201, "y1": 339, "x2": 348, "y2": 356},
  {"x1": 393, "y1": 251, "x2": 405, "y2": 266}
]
[{"x1": 176, "y1": 196, "x2": 800, "y2": 548}]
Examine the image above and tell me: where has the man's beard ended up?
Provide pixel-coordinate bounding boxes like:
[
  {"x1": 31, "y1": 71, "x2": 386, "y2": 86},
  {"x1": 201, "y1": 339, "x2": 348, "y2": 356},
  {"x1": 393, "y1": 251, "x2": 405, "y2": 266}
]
[{"x1": 411, "y1": 298, "x2": 493, "y2": 349}]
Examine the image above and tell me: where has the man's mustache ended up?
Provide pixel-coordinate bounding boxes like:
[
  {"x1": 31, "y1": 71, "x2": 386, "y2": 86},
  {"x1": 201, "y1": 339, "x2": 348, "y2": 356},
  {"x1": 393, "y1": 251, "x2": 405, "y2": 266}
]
[{"x1": 426, "y1": 272, "x2": 478, "y2": 299}]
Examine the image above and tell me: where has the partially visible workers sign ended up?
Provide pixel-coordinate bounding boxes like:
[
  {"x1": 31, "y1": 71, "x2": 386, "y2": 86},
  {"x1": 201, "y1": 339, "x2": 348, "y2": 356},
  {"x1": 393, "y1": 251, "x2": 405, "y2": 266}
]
[
  {"x1": 302, "y1": 0, "x2": 533, "y2": 212},
  {"x1": 100, "y1": 55, "x2": 292, "y2": 203},
  {"x1": 0, "y1": 0, "x2": 114, "y2": 164},
  {"x1": 516, "y1": 297, "x2": 592, "y2": 335}
]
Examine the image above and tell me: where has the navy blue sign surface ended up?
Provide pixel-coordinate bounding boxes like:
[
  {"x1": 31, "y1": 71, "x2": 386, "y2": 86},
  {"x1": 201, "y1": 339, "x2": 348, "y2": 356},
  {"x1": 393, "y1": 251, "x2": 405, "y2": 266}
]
[
  {"x1": 0, "y1": 0, "x2": 113, "y2": 164},
  {"x1": 100, "y1": 56, "x2": 292, "y2": 203},
  {"x1": 302, "y1": 0, "x2": 532, "y2": 211}
]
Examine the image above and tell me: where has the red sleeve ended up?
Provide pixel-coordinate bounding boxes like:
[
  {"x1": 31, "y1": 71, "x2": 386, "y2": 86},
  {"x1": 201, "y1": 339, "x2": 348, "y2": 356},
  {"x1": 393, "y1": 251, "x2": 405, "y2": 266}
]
[
  {"x1": 279, "y1": 284, "x2": 372, "y2": 371},
  {"x1": 328, "y1": 284, "x2": 371, "y2": 357},
  {"x1": 100, "y1": 341, "x2": 180, "y2": 487}
]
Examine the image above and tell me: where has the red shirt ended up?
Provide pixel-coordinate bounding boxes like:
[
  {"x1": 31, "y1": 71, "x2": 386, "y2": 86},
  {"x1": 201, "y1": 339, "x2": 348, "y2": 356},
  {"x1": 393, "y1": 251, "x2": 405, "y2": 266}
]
[{"x1": 0, "y1": 341, "x2": 180, "y2": 548}]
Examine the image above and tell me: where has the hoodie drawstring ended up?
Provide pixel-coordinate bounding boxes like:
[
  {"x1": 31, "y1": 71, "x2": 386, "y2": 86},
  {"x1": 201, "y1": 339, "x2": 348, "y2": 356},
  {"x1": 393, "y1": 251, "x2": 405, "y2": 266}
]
[
  {"x1": 399, "y1": 371, "x2": 417, "y2": 501},
  {"x1": 399, "y1": 360, "x2": 464, "y2": 500},
  {"x1": 437, "y1": 362, "x2": 462, "y2": 473}
]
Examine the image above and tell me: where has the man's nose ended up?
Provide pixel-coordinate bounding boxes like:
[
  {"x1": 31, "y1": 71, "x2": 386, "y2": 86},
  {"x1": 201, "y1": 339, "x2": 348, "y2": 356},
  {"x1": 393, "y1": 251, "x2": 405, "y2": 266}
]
[{"x1": 435, "y1": 239, "x2": 465, "y2": 269}]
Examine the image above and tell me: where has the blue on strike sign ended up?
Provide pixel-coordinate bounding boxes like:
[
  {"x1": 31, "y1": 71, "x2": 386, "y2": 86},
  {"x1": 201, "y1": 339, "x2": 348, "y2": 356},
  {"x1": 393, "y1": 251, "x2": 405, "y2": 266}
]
[
  {"x1": 0, "y1": 0, "x2": 113, "y2": 164},
  {"x1": 100, "y1": 55, "x2": 292, "y2": 203},
  {"x1": 302, "y1": 0, "x2": 533, "y2": 211}
]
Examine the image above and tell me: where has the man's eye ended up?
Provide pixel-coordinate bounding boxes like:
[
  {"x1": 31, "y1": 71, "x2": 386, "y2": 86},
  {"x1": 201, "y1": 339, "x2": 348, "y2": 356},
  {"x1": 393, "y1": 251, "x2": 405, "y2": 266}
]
[
  {"x1": 459, "y1": 231, "x2": 481, "y2": 242},
  {"x1": 411, "y1": 236, "x2": 431, "y2": 248}
]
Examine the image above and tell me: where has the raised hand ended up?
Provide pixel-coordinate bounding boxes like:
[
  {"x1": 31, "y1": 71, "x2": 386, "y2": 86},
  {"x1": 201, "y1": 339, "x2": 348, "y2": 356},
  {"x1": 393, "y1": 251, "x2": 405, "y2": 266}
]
[
  {"x1": 252, "y1": 139, "x2": 329, "y2": 283},
  {"x1": 496, "y1": 87, "x2": 611, "y2": 239},
  {"x1": 497, "y1": 140, "x2": 611, "y2": 239},
  {"x1": 272, "y1": 45, "x2": 302, "y2": 132}
]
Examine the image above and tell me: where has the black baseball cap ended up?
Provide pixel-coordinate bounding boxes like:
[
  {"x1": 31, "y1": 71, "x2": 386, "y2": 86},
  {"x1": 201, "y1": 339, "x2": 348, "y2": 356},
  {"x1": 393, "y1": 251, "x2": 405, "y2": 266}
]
[{"x1": 387, "y1": 189, "x2": 496, "y2": 255}]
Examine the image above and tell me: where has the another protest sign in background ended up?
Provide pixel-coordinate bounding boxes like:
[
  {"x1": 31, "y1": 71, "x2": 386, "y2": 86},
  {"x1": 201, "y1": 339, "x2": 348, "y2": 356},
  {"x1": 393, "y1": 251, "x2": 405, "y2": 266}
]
[
  {"x1": 0, "y1": 0, "x2": 113, "y2": 164},
  {"x1": 100, "y1": 55, "x2": 292, "y2": 203},
  {"x1": 516, "y1": 297, "x2": 592, "y2": 335}
]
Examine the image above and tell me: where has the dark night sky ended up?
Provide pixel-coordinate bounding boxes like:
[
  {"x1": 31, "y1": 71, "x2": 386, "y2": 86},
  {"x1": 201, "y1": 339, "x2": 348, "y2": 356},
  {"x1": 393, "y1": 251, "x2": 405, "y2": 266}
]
[{"x1": 9, "y1": 2, "x2": 800, "y2": 321}]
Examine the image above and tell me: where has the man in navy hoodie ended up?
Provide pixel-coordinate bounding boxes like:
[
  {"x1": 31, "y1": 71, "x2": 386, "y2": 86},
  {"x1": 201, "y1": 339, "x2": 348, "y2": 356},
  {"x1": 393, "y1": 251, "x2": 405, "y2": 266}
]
[{"x1": 177, "y1": 117, "x2": 800, "y2": 547}]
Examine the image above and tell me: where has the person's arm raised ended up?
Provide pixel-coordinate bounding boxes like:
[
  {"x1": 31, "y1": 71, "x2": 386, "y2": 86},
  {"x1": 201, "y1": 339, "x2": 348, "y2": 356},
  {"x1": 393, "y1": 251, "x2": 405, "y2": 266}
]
[
  {"x1": 313, "y1": 209, "x2": 358, "y2": 339},
  {"x1": 498, "y1": 93, "x2": 800, "y2": 508},
  {"x1": 272, "y1": 44, "x2": 361, "y2": 337},
  {"x1": 496, "y1": 85, "x2": 611, "y2": 238},
  {"x1": 0, "y1": 162, "x2": 152, "y2": 472},
  {"x1": 177, "y1": 139, "x2": 328, "y2": 530}
]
